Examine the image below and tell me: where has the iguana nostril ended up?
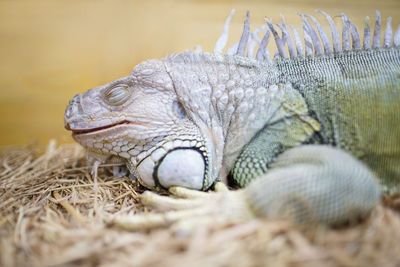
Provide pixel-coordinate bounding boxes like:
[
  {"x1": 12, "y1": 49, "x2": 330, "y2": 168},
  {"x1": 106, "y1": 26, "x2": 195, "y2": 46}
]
[
  {"x1": 65, "y1": 100, "x2": 80, "y2": 119},
  {"x1": 65, "y1": 105, "x2": 72, "y2": 118}
]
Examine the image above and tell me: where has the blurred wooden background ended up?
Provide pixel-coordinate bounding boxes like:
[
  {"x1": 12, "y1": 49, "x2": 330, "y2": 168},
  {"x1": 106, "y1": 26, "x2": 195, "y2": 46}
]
[{"x1": 0, "y1": 0, "x2": 399, "y2": 146}]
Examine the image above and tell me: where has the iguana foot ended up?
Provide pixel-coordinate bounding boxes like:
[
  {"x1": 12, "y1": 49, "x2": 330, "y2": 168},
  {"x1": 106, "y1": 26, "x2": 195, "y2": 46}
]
[{"x1": 112, "y1": 182, "x2": 255, "y2": 232}]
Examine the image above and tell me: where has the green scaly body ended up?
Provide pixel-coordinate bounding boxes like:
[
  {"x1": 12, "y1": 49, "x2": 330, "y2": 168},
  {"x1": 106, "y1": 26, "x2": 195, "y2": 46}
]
[{"x1": 232, "y1": 49, "x2": 400, "y2": 195}]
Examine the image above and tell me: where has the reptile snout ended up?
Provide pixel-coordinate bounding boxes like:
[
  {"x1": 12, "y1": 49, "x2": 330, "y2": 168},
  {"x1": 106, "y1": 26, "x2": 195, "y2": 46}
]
[{"x1": 64, "y1": 94, "x2": 81, "y2": 130}]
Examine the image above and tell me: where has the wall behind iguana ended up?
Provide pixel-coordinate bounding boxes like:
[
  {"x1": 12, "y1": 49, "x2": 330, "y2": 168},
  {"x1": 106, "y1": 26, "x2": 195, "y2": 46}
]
[{"x1": 0, "y1": 0, "x2": 399, "y2": 146}]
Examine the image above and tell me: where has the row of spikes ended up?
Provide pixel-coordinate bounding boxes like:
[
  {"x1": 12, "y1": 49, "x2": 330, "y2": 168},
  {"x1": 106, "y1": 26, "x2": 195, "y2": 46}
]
[{"x1": 213, "y1": 10, "x2": 400, "y2": 61}]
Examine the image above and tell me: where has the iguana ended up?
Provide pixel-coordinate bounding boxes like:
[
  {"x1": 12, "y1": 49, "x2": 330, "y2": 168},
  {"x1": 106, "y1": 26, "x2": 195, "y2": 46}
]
[{"x1": 64, "y1": 10, "x2": 400, "y2": 227}]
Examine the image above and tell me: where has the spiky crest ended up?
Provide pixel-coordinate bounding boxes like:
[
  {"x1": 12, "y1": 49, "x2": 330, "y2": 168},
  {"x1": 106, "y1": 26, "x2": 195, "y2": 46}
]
[{"x1": 212, "y1": 10, "x2": 400, "y2": 61}]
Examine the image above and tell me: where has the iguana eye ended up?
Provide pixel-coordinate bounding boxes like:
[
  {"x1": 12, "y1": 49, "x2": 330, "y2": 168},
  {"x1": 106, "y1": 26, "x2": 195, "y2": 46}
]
[{"x1": 104, "y1": 84, "x2": 130, "y2": 106}]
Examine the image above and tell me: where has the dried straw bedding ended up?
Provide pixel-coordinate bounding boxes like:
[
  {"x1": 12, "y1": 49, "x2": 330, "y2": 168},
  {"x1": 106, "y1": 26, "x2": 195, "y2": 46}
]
[{"x1": 0, "y1": 140, "x2": 400, "y2": 267}]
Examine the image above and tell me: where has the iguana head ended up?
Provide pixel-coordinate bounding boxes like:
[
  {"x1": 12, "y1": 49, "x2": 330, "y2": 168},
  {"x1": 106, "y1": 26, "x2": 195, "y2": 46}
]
[{"x1": 64, "y1": 58, "x2": 223, "y2": 190}]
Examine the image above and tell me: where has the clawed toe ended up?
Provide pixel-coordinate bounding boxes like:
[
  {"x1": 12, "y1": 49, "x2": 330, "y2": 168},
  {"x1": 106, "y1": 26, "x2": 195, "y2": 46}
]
[
  {"x1": 168, "y1": 186, "x2": 210, "y2": 199},
  {"x1": 141, "y1": 191, "x2": 205, "y2": 210},
  {"x1": 112, "y1": 182, "x2": 242, "y2": 232},
  {"x1": 111, "y1": 182, "x2": 253, "y2": 232},
  {"x1": 112, "y1": 207, "x2": 210, "y2": 231}
]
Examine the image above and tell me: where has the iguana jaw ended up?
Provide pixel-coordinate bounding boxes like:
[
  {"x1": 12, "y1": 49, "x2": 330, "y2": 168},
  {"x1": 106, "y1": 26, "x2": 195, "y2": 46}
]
[
  {"x1": 65, "y1": 101, "x2": 220, "y2": 191},
  {"x1": 70, "y1": 121, "x2": 215, "y2": 191}
]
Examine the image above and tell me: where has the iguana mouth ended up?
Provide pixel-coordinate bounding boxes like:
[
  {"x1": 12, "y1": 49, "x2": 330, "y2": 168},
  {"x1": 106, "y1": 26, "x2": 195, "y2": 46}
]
[{"x1": 69, "y1": 121, "x2": 130, "y2": 135}]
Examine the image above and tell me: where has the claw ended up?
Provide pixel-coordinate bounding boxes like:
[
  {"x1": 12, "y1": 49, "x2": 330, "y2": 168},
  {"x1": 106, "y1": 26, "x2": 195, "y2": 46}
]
[
  {"x1": 169, "y1": 186, "x2": 210, "y2": 199},
  {"x1": 113, "y1": 208, "x2": 207, "y2": 231},
  {"x1": 214, "y1": 182, "x2": 229, "y2": 192},
  {"x1": 86, "y1": 151, "x2": 108, "y2": 176},
  {"x1": 90, "y1": 160, "x2": 101, "y2": 176}
]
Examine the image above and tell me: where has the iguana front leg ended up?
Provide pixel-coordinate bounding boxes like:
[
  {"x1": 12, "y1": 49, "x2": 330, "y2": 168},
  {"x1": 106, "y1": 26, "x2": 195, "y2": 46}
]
[
  {"x1": 112, "y1": 145, "x2": 381, "y2": 231},
  {"x1": 230, "y1": 81, "x2": 321, "y2": 187}
]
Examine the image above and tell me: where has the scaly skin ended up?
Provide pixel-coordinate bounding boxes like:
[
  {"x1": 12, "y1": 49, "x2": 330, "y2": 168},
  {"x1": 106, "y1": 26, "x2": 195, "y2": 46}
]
[
  {"x1": 232, "y1": 49, "x2": 400, "y2": 194},
  {"x1": 65, "y1": 11, "x2": 399, "y2": 226}
]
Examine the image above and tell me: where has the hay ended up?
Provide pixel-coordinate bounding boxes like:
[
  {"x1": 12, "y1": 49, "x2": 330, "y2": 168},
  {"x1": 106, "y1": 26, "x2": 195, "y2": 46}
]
[{"x1": 1, "y1": 141, "x2": 400, "y2": 267}]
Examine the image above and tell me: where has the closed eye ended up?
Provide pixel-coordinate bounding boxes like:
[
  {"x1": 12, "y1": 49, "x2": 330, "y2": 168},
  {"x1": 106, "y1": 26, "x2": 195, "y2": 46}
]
[{"x1": 104, "y1": 84, "x2": 131, "y2": 106}]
